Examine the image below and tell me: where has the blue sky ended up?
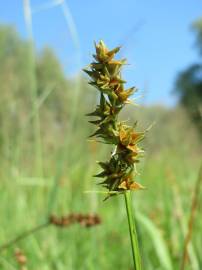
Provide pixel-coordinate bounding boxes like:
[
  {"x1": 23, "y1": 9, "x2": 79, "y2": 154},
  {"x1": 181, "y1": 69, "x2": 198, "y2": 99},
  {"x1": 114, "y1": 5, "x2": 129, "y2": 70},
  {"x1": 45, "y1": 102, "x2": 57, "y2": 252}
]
[{"x1": 0, "y1": 0, "x2": 202, "y2": 106}]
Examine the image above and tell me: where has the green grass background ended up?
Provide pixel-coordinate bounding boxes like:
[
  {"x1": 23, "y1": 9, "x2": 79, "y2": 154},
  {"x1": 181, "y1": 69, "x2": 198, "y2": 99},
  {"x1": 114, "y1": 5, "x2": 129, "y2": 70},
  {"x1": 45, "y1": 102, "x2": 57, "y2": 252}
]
[
  {"x1": 0, "y1": 89, "x2": 201, "y2": 269},
  {"x1": 0, "y1": 3, "x2": 202, "y2": 268}
]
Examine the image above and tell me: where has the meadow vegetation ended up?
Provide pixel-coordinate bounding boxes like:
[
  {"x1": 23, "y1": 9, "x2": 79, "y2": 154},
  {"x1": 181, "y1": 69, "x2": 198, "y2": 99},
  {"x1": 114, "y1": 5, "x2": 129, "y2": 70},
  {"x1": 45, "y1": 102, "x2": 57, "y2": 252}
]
[{"x1": 0, "y1": 25, "x2": 201, "y2": 269}]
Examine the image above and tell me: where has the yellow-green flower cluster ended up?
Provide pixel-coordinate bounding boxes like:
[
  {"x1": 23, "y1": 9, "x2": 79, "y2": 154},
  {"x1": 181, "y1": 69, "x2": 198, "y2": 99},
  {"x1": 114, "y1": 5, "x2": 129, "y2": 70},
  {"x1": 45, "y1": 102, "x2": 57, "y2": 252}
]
[{"x1": 84, "y1": 41, "x2": 145, "y2": 196}]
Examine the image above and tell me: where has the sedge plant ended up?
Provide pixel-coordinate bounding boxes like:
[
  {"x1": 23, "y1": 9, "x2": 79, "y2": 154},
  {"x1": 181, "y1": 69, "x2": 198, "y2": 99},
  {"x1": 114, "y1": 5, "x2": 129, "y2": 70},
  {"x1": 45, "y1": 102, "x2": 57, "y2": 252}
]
[{"x1": 84, "y1": 41, "x2": 146, "y2": 270}]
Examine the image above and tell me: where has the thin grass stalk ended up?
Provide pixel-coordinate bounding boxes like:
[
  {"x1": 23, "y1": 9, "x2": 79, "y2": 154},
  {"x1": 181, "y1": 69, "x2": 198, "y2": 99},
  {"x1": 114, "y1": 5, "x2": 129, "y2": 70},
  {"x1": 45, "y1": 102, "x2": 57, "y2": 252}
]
[
  {"x1": 46, "y1": 0, "x2": 82, "y2": 215},
  {"x1": 0, "y1": 222, "x2": 49, "y2": 253},
  {"x1": 169, "y1": 170, "x2": 199, "y2": 270},
  {"x1": 124, "y1": 191, "x2": 142, "y2": 270},
  {"x1": 0, "y1": 213, "x2": 101, "y2": 253},
  {"x1": 180, "y1": 163, "x2": 202, "y2": 270},
  {"x1": 23, "y1": 0, "x2": 43, "y2": 175}
]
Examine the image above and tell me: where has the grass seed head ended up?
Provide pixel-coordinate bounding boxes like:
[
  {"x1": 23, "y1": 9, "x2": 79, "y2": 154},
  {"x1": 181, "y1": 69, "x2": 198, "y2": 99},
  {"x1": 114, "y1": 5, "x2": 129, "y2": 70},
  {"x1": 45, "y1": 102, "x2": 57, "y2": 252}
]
[
  {"x1": 84, "y1": 41, "x2": 146, "y2": 198},
  {"x1": 49, "y1": 213, "x2": 101, "y2": 228}
]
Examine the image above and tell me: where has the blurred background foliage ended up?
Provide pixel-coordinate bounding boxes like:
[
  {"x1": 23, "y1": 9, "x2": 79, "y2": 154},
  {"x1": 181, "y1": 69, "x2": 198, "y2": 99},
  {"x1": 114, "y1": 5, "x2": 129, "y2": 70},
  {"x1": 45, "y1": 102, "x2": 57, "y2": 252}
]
[
  {"x1": 175, "y1": 18, "x2": 202, "y2": 135},
  {"x1": 0, "y1": 15, "x2": 201, "y2": 270},
  {"x1": 0, "y1": 22, "x2": 201, "y2": 162}
]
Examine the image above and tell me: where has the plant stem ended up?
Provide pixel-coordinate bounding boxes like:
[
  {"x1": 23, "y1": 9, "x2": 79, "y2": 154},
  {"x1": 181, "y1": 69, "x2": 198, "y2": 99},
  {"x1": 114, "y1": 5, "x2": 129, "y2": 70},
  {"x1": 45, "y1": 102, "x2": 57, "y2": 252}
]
[
  {"x1": 0, "y1": 222, "x2": 50, "y2": 252},
  {"x1": 124, "y1": 190, "x2": 142, "y2": 270},
  {"x1": 23, "y1": 0, "x2": 43, "y2": 175},
  {"x1": 180, "y1": 164, "x2": 202, "y2": 270}
]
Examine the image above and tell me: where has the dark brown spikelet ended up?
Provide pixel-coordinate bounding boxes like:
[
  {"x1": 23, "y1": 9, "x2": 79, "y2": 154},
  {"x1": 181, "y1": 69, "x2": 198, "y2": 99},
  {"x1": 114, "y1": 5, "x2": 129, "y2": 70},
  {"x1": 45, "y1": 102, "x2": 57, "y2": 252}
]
[
  {"x1": 49, "y1": 213, "x2": 101, "y2": 228},
  {"x1": 84, "y1": 41, "x2": 146, "y2": 197}
]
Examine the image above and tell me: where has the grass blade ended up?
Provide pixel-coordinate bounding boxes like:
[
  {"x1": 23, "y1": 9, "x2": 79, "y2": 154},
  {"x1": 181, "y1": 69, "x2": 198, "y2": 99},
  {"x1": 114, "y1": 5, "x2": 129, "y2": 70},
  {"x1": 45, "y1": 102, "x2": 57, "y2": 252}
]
[{"x1": 136, "y1": 211, "x2": 173, "y2": 270}]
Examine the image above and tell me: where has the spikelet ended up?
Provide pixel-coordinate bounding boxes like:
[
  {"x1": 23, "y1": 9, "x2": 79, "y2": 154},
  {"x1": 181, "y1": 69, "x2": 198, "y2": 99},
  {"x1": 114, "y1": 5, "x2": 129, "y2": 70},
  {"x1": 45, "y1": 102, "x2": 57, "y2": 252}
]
[{"x1": 84, "y1": 41, "x2": 146, "y2": 198}]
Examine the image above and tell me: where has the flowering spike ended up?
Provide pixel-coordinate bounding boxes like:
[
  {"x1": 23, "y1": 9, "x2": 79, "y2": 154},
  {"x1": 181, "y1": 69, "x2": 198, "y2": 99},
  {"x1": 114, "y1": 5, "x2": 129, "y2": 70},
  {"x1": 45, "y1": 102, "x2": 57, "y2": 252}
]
[{"x1": 84, "y1": 41, "x2": 146, "y2": 198}]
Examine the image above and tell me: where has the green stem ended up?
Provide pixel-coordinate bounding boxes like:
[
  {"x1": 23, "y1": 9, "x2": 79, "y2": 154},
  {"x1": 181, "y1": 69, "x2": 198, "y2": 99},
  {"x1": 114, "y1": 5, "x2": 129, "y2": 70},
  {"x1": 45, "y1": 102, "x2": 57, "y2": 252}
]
[
  {"x1": 124, "y1": 191, "x2": 142, "y2": 270},
  {"x1": 0, "y1": 222, "x2": 50, "y2": 252}
]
